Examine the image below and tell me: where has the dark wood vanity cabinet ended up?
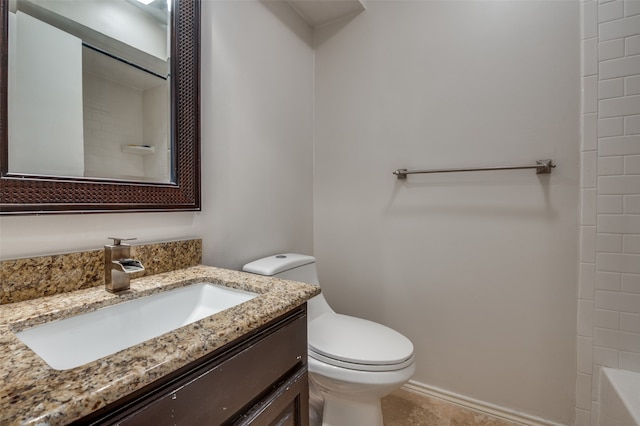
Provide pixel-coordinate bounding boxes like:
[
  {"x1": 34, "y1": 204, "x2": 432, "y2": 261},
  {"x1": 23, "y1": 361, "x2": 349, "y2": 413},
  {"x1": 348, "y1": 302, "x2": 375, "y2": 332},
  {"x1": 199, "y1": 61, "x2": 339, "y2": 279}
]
[{"x1": 77, "y1": 305, "x2": 309, "y2": 426}]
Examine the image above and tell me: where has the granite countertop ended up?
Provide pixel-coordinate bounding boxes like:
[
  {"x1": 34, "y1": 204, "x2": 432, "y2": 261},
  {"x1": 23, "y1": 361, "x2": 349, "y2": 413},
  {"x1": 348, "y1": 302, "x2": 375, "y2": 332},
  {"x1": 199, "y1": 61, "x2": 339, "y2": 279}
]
[{"x1": 0, "y1": 265, "x2": 320, "y2": 426}]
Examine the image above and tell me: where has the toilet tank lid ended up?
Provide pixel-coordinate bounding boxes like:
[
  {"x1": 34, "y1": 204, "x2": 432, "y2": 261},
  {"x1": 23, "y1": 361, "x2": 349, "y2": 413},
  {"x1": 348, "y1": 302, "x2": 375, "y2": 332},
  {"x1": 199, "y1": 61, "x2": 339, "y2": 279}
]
[{"x1": 242, "y1": 253, "x2": 316, "y2": 276}]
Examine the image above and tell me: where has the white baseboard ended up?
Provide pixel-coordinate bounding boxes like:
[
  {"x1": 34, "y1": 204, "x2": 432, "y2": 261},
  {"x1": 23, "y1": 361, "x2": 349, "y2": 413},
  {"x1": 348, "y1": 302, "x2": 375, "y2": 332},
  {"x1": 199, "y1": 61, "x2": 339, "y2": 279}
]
[{"x1": 401, "y1": 380, "x2": 567, "y2": 426}]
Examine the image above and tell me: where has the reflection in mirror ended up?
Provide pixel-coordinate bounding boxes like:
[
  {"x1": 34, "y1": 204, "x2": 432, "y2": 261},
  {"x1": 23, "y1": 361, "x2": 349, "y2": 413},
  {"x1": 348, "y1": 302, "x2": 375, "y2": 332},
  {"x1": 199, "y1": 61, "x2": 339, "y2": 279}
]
[{"x1": 7, "y1": 0, "x2": 172, "y2": 182}]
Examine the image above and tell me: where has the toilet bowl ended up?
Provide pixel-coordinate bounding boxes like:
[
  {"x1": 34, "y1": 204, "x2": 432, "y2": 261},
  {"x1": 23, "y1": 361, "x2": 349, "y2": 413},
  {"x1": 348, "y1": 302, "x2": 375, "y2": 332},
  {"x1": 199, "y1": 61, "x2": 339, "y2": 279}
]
[{"x1": 242, "y1": 253, "x2": 415, "y2": 426}]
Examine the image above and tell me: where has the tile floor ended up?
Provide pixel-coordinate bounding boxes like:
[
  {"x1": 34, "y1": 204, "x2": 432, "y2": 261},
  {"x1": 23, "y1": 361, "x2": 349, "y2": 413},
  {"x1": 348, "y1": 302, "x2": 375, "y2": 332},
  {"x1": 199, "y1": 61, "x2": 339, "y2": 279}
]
[{"x1": 382, "y1": 388, "x2": 527, "y2": 426}]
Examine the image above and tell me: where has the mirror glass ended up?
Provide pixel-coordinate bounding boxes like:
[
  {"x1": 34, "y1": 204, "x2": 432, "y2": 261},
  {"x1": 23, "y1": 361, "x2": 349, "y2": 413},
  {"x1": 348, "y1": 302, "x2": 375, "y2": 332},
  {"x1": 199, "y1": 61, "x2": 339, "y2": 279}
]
[{"x1": 7, "y1": 0, "x2": 172, "y2": 183}]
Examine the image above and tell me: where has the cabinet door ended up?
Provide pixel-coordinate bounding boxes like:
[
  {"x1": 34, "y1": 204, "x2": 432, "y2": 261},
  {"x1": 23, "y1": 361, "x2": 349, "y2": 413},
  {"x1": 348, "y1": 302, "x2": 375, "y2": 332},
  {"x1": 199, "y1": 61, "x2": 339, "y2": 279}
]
[{"x1": 235, "y1": 368, "x2": 309, "y2": 426}]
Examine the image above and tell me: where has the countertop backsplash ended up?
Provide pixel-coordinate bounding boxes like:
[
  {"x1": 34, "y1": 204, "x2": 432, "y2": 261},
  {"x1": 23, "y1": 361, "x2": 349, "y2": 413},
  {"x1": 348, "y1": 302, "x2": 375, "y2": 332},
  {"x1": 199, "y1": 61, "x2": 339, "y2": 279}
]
[{"x1": 0, "y1": 239, "x2": 202, "y2": 304}]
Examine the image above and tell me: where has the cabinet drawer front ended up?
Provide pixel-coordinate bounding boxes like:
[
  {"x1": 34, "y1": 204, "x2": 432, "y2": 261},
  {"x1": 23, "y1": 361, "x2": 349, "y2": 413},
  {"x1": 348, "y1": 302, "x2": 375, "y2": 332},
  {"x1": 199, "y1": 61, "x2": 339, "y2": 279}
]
[{"x1": 117, "y1": 311, "x2": 307, "y2": 425}]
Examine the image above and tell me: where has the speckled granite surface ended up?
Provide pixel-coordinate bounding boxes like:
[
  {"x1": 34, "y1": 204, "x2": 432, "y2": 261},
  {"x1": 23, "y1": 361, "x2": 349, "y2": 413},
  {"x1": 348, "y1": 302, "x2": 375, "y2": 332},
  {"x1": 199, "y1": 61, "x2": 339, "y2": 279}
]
[
  {"x1": 0, "y1": 265, "x2": 320, "y2": 426},
  {"x1": 0, "y1": 239, "x2": 202, "y2": 304}
]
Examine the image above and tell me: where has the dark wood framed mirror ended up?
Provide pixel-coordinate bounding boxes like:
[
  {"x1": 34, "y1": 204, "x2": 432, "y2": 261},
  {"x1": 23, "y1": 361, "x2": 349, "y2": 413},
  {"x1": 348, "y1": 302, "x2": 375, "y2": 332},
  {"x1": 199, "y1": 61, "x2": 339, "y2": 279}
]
[{"x1": 0, "y1": 0, "x2": 200, "y2": 214}]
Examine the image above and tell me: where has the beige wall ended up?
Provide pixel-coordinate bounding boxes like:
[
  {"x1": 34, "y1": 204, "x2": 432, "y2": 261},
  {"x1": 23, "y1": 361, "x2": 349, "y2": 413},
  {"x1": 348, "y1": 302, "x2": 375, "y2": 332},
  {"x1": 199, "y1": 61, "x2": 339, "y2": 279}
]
[
  {"x1": 199, "y1": 0, "x2": 314, "y2": 269},
  {"x1": 313, "y1": 2, "x2": 580, "y2": 424},
  {"x1": 0, "y1": 1, "x2": 315, "y2": 272},
  {"x1": 1, "y1": 2, "x2": 586, "y2": 424}
]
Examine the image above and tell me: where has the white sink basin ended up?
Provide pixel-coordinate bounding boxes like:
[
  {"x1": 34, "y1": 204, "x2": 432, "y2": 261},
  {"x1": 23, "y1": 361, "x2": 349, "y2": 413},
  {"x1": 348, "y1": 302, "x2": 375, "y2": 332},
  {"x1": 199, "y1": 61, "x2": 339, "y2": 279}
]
[{"x1": 15, "y1": 283, "x2": 258, "y2": 370}]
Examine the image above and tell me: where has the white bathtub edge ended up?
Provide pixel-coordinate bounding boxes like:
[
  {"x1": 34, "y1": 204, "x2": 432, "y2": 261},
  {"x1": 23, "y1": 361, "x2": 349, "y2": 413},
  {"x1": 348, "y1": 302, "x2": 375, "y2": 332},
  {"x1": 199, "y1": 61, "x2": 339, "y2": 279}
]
[{"x1": 599, "y1": 367, "x2": 640, "y2": 426}]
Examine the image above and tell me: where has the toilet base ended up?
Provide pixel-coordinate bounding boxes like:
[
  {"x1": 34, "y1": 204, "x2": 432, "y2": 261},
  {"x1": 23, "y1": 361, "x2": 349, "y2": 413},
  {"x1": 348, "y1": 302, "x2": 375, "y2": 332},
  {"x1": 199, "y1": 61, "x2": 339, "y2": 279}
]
[
  {"x1": 308, "y1": 355, "x2": 416, "y2": 426},
  {"x1": 321, "y1": 393, "x2": 383, "y2": 426}
]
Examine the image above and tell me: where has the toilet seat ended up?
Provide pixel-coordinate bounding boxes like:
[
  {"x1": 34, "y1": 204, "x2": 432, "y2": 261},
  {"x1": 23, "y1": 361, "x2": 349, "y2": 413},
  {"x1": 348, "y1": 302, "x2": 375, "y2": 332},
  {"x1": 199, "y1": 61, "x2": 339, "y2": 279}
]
[{"x1": 308, "y1": 313, "x2": 414, "y2": 372}]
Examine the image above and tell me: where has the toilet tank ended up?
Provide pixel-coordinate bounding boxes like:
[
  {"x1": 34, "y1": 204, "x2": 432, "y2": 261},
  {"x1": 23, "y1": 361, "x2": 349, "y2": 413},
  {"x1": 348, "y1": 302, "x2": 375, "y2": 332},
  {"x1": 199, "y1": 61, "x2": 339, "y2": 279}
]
[{"x1": 242, "y1": 254, "x2": 319, "y2": 285}]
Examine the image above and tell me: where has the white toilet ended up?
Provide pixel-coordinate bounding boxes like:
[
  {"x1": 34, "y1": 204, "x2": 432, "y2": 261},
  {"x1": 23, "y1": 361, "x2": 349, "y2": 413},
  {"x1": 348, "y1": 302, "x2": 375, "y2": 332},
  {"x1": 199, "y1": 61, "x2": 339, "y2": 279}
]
[{"x1": 242, "y1": 253, "x2": 415, "y2": 426}]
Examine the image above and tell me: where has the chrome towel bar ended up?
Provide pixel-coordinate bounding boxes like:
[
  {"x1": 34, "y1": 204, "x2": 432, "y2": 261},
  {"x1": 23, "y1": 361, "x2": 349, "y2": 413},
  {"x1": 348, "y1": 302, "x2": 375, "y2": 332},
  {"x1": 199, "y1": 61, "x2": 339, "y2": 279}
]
[{"x1": 393, "y1": 159, "x2": 555, "y2": 180}]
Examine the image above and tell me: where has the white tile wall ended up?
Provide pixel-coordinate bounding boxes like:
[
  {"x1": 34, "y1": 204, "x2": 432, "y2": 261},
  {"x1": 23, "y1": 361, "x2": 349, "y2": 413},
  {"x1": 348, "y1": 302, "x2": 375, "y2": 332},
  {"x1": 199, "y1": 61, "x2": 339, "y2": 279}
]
[
  {"x1": 598, "y1": 95, "x2": 640, "y2": 117},
  {"x1": 596, "y1": 233, "x2": 622, "y2": 252},
  {"x1": 621, "y1": 312, "x2": 640, "y2": 332},
  {"x1": 593, "y1": 345, "x2": 619, "y2": 366},
  {"x1": 597, "y1": 194, "x2": 624, "y2": 212},
  {"x1": 579, "y1": 336, "x2": 595, "y2": 374},
  {"x1": 83, "y1": 72, "x2": 145, "y2": 178},
  {"x1": 598, "y1": 0, "x2": 625, "y2": 23},
  {"x1": 597, "y1": 213, "x2": 640, "y2": 231},
  {"x1": 626, "y1": 114, "x2": 640, "y2": 132},
  {"x1": 576, "y1": 408, "x2": 591, "y2": 426},
  {"x1": 579, "y1": 1, "x2": 640, "y2": 423},
  {"x1": 594, "y1": 308, "x2": 620, "y2": 329},
  {"x1": 585, "y1": 152, "x2": 599, "y2": 187},
  {"x1": 599, "y1": 14, "x2": 640, "y2": 41},
  {"x1": 620, "y1": 351, "x2": 640, "y2": 369},
  {"x1": 625, "y1": 155, "x2": 640, "y2": 172},
  {"x1": 598, "y1": 134, "x2": 640, "y2": 155},
  {"x1": 623, "y1": 273, "x2": 640, "y2": 292},
  {"x1": 581, "y1": 263, "x2": 597, "y2": 300},
  {"x1": 598, "y1": 38, "x2": 624, "y2": 61},
  {"x1": 598, "y1": 117, "x2": 624, "y2": 137},
  {"x1": 626, "y1": 34, "x2": 640, "y2": 55},
  {"x1": 585, "y1": 113, "x2": 599, "y2": 150},
  {"x1": 598, "y1": 155, "x2": 624, "y2": 173},
  {"x1": 627, "y1": 77, "x2": 640, "y2": 95},
  {"x1": 626, "y1": 1, "x2": 640, "y2": 16},
  {"x1": 596, "y1": 270, "x2": 622, "y2": 290},
  {"x1": 586, "y1": 39, "x2": 599, "y2": 76},
  {"x1": 596, "y1": 289, "x2": 640, "y2": 312},
  {"x1": 626, "y1": 194, "x2": 640, "y2": 212},
  {"x1": 623, "y1": 234, "x2": 640, "y2": 252},
  {"x1": 599, "y1": 78, "x2": 625, "y2": 99}
]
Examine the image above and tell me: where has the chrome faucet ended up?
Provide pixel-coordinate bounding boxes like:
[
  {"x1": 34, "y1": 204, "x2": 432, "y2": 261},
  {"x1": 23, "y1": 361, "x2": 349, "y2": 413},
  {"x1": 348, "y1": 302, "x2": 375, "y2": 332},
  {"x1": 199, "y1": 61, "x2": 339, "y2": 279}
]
[{"x1": 105, "y1": 237, "x2": 145, "y2": 293}]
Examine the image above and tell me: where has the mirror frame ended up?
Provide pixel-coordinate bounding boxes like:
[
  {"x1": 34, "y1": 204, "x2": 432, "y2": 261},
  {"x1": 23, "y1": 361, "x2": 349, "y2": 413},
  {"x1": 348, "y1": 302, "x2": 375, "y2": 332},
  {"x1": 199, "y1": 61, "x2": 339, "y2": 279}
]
[{"x1": 0, "y1": 0, "x2": 200, "y2": 215}]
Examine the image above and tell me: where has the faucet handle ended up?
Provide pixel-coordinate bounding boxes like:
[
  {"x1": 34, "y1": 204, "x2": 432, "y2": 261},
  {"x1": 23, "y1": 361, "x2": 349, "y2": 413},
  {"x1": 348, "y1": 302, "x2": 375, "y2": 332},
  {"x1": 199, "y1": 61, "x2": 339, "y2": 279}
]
[{"x1": 107, "y1": 237, "x2": 137, "y2": 246}]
